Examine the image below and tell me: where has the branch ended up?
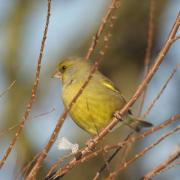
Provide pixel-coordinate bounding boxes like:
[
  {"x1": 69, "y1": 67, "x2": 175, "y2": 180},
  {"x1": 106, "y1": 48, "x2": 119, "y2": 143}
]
[
  {"x1": 143, "y1": 64, "x2": 180, "y2": 117},
  {"x1": 0, "y1": 0, "x2": 51, "y2": 168},
  {"x1": 0, "y1": 108, "x2": 55, "y2": 138},
  {"x1": 107, "y1": 126, "x2": 180, "y2": 179},
  {"x1": 0, "y1": 80, "x2": 16, "y2": 98},
  {"x1": 142, "y1": 149, "x2": 180, "y2": 180},
  {"x1": 92, "y1": 133, "x2": 133, "y2": 180},
  {"x1": 138, "y1": 0, "x2": 156, "y2": 115},
  {"x1": 85, "y1": 0, "x2": 119, "y2": 60}
]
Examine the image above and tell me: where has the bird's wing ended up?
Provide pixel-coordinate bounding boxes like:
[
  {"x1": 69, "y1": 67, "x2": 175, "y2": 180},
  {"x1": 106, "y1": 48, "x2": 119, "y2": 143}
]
[
  {"x1": 98, "y1": 73, "x2": 127, "y2": 103},
  {"x1": 101, "y1": 78, "x2": 119, "y2": 93}
]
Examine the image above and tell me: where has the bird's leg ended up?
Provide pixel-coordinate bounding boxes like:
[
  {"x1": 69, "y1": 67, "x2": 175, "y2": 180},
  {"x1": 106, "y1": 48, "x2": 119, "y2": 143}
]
[
  {"x1": 86, "y1": 138, "x2": 97, "y2": 151},
  {"x1": 75, "y1": 138, "x2": 96, "y2": 161}
]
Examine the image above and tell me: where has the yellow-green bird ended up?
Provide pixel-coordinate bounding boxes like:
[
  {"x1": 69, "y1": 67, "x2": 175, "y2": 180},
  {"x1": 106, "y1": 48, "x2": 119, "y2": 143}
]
[{"x1": 53, "y1": 57, "x2": 152, "y2": 135}]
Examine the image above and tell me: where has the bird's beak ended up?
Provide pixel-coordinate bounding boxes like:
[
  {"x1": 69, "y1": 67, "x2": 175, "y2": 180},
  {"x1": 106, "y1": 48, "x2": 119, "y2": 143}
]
[{"x1": 51, "y1": 70, "x2": 62, "y2": 79}]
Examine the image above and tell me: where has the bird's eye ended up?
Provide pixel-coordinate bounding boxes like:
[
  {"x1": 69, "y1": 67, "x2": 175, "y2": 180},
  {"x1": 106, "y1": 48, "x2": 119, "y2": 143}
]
[{"x1": 61, "y1": 65, "x2": 66, "y2": 71}]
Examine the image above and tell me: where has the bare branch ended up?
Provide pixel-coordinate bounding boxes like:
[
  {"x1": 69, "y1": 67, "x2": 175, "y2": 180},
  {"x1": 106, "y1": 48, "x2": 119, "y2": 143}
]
[
  {"x1": 107, "y1": 126, "x2": 180, "y2": 179},
  {"x1": 92, "y1": 133, "x2": 133, "y2": 180},
  {"x1": 0, "y1": 80, "x2": 16, "y2": 98},
  {"x1": 138, "y1": 0, "x2": 156, "y2": 115},
  {"x1": 142, "y1": 149, "x2": 180, "y2": 180},
  {"x1": 0, "y1": 108, "x2": 55, "y2": 138},
  {"x1": 85, "y1": 0, "x2": 119, "y2": 60},
  {"x1": 143, "y1": 64, "x2": 180, "y2": 117},
  {"x1": 0, "y1": 0, "x2": 51, "y2": 168}
]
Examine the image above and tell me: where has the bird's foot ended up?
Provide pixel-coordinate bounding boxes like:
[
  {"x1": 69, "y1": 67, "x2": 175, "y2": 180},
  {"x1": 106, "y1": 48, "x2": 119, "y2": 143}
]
[{"x1": 114, "y1": 111, "x2": 123, "y2": 122}]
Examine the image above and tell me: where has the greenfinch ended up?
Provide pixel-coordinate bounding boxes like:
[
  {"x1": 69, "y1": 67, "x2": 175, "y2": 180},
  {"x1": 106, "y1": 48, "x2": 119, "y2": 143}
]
[{"x1": 53, "y1": 57, "x2": 152, "y2": 135}]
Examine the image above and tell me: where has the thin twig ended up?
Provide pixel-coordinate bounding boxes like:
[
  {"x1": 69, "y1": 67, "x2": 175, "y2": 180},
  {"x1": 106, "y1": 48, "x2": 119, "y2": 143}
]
[
  {"x1": 138, "y1": 0, "x2": 156, "y2": 116},
  {"x1": 151, "y1": 160, "x2": 180, "y2": 177},
  {"x1": 15, "y1": 153, "x2": 41, "y2": 180},
  {"x1": 170, "y1": 34, "x2": 180, "y2": 44},
  {"x1": 46, "y1": 153, "x2": 74, "y2": 178},
  {"x1": 143, "y1": 64, "x2": 180, "y2": 117},
  {"x1": 142, "y1": 148, "x2": 180, "y2": 180},
  {"x1": 107, "y1": 126, "x2": 180, "y2": 179},
  {"x1": 93, "y1": 133, "x2": 133, "y2": 180},
  {"x1": 85, "y1": 0, "x2": 119, "y2": 60},
  {"x1": 119, "y1": 134, "x2": 134, "y2": 163},
  {"x1": 0, "y1": 80, "x2": 16, "y2": 98},
  {"x1": 0, "y1": 108, "x2": 55, "y2": 138},
  {"x1": 0, "y1": 0, "x2": 51, "y2": 169}
]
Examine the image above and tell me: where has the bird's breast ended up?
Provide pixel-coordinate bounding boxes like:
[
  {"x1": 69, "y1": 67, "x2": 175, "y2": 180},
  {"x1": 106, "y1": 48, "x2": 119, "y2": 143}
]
[{"x1": 61, "y1": 81, "x2": 125, "y2": 134}]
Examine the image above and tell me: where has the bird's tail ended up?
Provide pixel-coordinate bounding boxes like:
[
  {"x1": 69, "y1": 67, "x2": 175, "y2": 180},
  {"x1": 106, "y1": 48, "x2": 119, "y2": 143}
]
[{"x1": 125, "y1": 114, "x2": 153, "y2": 132}]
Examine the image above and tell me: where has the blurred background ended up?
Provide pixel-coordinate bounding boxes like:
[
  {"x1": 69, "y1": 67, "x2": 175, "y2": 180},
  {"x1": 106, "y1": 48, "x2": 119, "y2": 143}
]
[{"x1": 0, "y1": 0, "x2": 179, "y2": 179}]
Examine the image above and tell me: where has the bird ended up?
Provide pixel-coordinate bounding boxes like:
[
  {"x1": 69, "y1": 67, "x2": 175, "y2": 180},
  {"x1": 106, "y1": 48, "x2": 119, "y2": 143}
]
[{"x1": 52, "y1": 57, "x2": 152, "y2": 135}]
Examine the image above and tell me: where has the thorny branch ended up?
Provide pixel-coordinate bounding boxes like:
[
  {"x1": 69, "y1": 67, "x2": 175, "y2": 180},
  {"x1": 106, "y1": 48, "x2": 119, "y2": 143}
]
[{"x1": 0, "y1": 0, "x2": 51, "y2": 168}]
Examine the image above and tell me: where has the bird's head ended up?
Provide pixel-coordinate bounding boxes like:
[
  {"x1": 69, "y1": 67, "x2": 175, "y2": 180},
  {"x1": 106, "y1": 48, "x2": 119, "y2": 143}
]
[{"x1": 52, "y1": 57, "x2": 91, "y2": 86}]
